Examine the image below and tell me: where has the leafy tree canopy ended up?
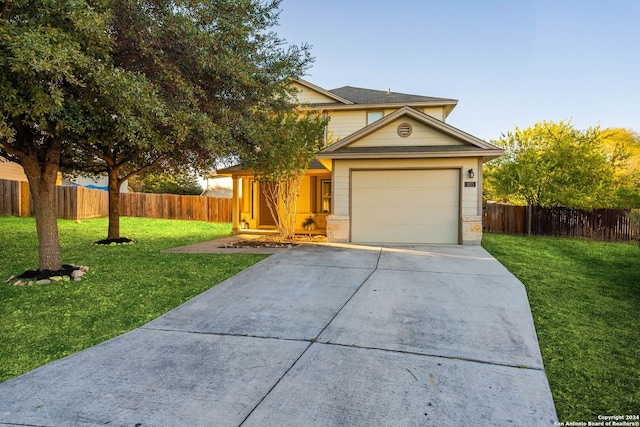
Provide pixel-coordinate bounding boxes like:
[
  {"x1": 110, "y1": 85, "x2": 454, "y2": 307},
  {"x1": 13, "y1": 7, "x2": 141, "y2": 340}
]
[
  {"x1": 600, "y1": 128, "x2": 640, "y2": 208},
  {"x1": 484, "y1": 120, "x2": 620, "y2": 209},
  {"x1": 70, "y1": 0, "x2": 313, "y2": 239},
  {"x1": 133, "y1": 171, "x2": 203, "y2": 196}
]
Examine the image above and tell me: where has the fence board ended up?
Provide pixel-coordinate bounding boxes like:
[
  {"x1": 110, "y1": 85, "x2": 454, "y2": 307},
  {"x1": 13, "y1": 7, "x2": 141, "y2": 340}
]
[
  {"x1": 77, "y1": 186, "x2": 109, "y2": 219},
  {"x1": 0, "y1": 179, "x2": 20, "y2": 216},
  {"x1": 483, "y1": 204, "x2": 526, "y2": 235}
]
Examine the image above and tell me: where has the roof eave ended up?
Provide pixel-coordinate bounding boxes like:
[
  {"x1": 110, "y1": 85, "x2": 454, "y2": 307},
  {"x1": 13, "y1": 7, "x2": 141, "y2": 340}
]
[
  {"x1": 301, "y1": 100, "x2": 458, "y2": 111},
  {"x1": 315, "y1": 149, "x2": 504, "y2": 160},
  {"x1": 293, "y1": 78, "x2": 355, "y2": 105}
]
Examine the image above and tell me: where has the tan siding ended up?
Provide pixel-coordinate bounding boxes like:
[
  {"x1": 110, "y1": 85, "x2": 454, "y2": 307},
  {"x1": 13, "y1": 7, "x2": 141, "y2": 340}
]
[
  {"x1": 326, "y1": 110, "x2": 366, "y2": 142},
  {"x1": 0, "y1": 158, "x2": 27, "y2": 182},
  {"x1": 423, "y1": 107, "x2": 446, "y2": 121},
  {"x1": 292, "y1": 82, "x2": 340, "y2": 105},
  {"x1": 350, "y1": 117, "x2": 464, "y2": 148}
]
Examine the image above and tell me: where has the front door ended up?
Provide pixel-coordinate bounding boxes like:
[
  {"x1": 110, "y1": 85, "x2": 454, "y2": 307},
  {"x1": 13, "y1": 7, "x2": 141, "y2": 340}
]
[{"x1": 259, "y1": 183, "x2": 276, "y2": 227}]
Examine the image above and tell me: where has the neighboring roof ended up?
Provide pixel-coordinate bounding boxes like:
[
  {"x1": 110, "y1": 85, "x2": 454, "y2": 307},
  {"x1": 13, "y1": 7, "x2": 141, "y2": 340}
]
[
  {"x1": 328, "y1": 86, "x2": 457, "y2": 106},
  {"x1": 316, "y1": 106, "x2": 503, "y2": 161}
]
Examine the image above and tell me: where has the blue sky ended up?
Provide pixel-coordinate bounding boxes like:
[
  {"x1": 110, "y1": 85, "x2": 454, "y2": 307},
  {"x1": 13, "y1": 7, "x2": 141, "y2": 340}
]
[{"x1": 275, "y1": 0, "x2": 639, "y2": 141}]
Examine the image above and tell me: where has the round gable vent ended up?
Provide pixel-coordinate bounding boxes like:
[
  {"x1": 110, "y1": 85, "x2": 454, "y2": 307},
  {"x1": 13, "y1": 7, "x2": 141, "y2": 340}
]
[{"x1": 397, "y1": 123, "x2": 413, "y2": 138}]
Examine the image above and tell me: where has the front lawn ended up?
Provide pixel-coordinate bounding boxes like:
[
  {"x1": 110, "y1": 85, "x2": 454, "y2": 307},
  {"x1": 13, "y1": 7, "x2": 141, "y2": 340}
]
[
  {"x1": 482, "y1": 233, "x2": 639, "y2": 422},
  {"x1": 0, "y1": 216, "x2": 266, "y2": 383}
]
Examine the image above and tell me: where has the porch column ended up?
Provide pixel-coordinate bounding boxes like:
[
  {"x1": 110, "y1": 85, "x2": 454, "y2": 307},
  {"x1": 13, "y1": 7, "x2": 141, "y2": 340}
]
[{"x1": 231, "y1": 176, "x2": 240, "y2": 233}]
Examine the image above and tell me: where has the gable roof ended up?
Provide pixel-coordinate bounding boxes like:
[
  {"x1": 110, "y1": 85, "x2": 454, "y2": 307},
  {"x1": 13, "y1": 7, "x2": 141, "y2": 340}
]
[
  {"x1": 294, "y1": 79, "x2": 458, "y2": 117},
  {"x1": 329, "y1": 86, "x2": 456, "y2": 106},
  {"x1": 293, "y1": 79, "x2": 354, "y2": 105},
  {"x1": 316, "y1": 106, "x2": 503, "y2": 160}
]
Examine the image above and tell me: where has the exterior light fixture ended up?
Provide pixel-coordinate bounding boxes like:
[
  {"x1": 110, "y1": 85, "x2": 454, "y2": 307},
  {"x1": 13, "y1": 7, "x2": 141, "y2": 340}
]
[{"x1": 467, "y1": 168, "x2": 475, "y2": 179}]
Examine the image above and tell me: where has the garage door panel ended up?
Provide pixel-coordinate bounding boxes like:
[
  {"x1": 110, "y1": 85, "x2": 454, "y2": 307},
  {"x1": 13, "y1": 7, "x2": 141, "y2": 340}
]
[{"x1": 351, "y1": 169, "x2": 460, "y2": 244}]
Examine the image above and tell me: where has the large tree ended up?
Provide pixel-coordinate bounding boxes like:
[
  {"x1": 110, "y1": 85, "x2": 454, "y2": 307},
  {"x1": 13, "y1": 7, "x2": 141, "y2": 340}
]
[
  {"x1": 484, "y1": 120, "x2": 618, "y2": 209},
  {"x1": 70, "y1": 0, "x2": 313, "y2": 240},
  {"x1": 0, "y1": 0, "x2": 121, "y2": 270}
]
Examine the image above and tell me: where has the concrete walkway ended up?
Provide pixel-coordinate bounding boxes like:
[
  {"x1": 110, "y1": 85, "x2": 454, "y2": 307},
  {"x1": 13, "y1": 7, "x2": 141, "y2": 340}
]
[{"x1": 0, "y1": 243, "x2": 558, "y2": 426}]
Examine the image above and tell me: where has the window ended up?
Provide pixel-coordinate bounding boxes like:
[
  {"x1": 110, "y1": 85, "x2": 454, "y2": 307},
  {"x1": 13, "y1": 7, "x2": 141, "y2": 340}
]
[
  {"x1": 367, "y1": 111, "x2": 383, "y2": 125},
  {"x1": 322, "y1": 113, "x2": 329, "y2": 143},
  {"x1": 321, "y1": 180, "x2": 332, "y2": 213}
]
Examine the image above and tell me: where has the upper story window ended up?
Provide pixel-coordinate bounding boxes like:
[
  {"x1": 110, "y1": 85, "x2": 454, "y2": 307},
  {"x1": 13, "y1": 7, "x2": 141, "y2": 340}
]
[{"x1": 367, "y1": 111, "x2": 384, "y2": 125}]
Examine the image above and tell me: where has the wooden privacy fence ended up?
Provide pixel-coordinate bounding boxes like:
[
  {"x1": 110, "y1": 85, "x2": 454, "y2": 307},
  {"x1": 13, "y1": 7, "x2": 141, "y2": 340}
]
[
  {"x1": 0, "y1": 179, "x2": 23, "y2": 216},
  {"x1": 1, "y1": 180, "x2": 108, "y2": 220},
  {"x1": 484, "y1": 203, "x2": 637, "y2": 242},
  {"x1": 483, "y1": 204, "x2": 527, "y2": 235},
  {"x1": 0, "y1": 179, "x2": 232, "y2": 223},
  {"x1": 530, "y1": 206, "x2": 633, "y2": 241},
  {"x1": 119, "y1": 192, "x2": 232, "y2": 223}
]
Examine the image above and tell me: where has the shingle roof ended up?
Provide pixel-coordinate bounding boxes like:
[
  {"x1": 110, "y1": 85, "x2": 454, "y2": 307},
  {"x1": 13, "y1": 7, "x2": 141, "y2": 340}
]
[{"x1": 328, "y1": 86, "x2": 456, "y2": 105}]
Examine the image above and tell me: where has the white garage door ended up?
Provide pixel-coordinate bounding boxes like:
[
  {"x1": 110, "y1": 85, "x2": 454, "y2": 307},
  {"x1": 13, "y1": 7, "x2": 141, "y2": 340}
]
[{"x1": 351, "y1": 169, "x2": 460, "y2": 244}]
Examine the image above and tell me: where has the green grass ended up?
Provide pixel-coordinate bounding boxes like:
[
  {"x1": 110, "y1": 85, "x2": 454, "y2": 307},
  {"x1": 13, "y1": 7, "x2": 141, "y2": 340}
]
[
  {"x1": 482, "y1": 233, "x2": 640, "y2": 422},
  {"x1": 0, "y1": 216, "x2": 267, "y2": 383}
]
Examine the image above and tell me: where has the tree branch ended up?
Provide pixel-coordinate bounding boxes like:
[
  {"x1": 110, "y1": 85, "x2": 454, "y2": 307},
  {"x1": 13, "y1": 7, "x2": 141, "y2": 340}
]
[{"x1": 1, "y1": 0, "x2": 9, "y2": 21}]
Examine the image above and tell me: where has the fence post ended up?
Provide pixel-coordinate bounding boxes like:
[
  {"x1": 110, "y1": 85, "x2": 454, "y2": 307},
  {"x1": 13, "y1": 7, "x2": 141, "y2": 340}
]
[{"x1": 19, "y1": 181, "x2": 30, "y2": 216}]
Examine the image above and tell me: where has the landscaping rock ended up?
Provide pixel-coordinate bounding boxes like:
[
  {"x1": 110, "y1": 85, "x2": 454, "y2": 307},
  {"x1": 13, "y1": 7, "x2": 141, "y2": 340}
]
[
  {"x1": 71, "y1": 270, "x2": 85, "y2": 280},
  {"x1": 6, "y1": 264, "x2": 91, "y2": 286}
]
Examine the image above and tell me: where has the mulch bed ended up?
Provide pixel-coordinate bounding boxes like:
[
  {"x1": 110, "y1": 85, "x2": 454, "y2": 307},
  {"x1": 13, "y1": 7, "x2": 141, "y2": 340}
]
[
  {"x1": 16, "y1": 264, "x2": 78, "y2": 281},
  {"x1": 6, "y1": 264, "x2": 90, "y2": 286},
  {"x1": 220, "y1": 235, "x2": 326, "y2": 249},
  {"x1": 91, "y1": 237, "x2": 137, "y2": 246}
]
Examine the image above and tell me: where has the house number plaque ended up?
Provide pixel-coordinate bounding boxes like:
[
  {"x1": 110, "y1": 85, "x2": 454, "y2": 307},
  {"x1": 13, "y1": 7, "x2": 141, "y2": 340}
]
[{"x1": 464, "y1": 182, "x2": 476, "y2": 187}]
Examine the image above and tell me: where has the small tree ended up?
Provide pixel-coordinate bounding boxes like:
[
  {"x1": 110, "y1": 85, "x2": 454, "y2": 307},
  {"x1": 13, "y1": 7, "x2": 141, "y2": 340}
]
[{"x1": 243, "y1": 110, "x2": 328, "y2": 239}]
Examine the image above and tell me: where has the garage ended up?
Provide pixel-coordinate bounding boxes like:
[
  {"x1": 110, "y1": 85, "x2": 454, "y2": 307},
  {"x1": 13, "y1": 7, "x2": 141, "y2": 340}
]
[{"x1": 351, "y1": 169, "x2": 460, "y2": 244}]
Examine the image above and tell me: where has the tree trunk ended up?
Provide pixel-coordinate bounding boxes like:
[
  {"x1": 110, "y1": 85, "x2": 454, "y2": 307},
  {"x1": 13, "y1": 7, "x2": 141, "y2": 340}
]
[
  {"x1": 19, "y1": 142, "x2": 63, "y2": 271},
  {"x1": 107, "y1": 168, "x2": 121, "y2": 239}
]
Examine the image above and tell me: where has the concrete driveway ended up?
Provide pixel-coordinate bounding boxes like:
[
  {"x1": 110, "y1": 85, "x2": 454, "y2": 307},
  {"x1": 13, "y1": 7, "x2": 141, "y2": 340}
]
[{"x1": 0, "y1": 243, "x2": 558, "y2": 426}]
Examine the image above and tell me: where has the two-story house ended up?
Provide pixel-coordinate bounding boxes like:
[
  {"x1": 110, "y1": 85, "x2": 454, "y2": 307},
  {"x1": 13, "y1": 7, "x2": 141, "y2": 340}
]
[{"x1": 221, "y1": 79, "x2": 503, "y2": 245}]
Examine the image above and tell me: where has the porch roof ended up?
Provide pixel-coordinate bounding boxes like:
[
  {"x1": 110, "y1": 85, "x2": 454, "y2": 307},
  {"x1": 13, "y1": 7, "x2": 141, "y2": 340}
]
[{"x1": 216, "y1": 159, "x2": 329, "y2": 177}]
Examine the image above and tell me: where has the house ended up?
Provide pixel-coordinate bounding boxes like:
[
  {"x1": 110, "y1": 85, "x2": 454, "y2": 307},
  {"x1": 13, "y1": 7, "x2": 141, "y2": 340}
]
[
  {"x1": 220, "y1": 79, "x2": 503, "y2": 245},
  {"x1": 0, "y1": 157, "x2": 28, "y2": 182}
]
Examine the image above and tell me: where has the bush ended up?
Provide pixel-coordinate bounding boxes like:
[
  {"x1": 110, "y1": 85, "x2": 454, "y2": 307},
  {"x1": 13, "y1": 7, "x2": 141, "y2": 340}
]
[{"x1": 137, "y1": 172, "x2": 203, "y2": 195}]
